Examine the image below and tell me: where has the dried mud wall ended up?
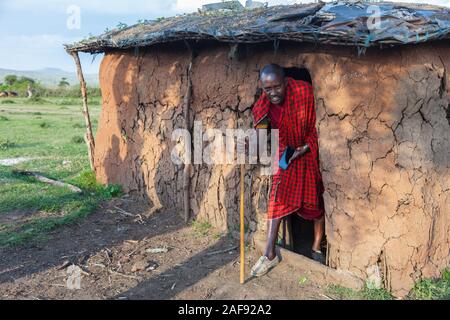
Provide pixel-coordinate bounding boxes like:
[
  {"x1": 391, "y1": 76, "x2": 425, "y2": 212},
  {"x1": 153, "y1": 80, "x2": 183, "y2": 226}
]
[{"x1": 95, "y1": 42, "x2": 449, "y2": 297}]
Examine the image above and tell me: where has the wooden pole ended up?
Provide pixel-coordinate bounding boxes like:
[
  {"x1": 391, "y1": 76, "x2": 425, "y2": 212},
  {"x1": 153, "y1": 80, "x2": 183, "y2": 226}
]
[
  {"x1": 240, "y1": 163, "x2": 245, "y2": 284},
  {"x1": 68, "y1": 50, "x2": 96, "y2": 172},
  {"x1": 183, "y1": 59, "x2": 193, "y2": 224}
]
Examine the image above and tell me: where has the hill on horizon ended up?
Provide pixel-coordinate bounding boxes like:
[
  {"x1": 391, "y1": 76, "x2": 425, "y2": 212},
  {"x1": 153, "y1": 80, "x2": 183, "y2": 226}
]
[{"x1": 0, "y1": 67, "x2": 99, "y2": 87}]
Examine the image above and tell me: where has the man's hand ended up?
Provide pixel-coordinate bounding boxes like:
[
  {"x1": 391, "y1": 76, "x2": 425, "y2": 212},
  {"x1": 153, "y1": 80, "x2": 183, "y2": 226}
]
[{"x1": 288, "y1": 144, "x2": 310, "y2": 165}]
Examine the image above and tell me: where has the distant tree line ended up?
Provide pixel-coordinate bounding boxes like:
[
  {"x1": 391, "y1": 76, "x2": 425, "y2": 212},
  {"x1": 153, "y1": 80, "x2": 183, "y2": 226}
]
[{"x1": 0, "y1": 74, "x2": 101, "y2": 98}]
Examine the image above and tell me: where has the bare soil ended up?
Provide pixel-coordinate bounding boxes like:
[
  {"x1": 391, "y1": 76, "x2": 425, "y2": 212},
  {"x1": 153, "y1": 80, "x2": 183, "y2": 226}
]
[{"x1": 0, "y1": 197, "x2": 328, "y2": 300}]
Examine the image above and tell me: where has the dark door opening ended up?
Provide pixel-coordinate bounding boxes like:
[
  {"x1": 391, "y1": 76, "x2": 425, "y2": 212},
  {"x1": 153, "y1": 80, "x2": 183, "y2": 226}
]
[
  {"x1": 275, "y1": 67, "x2": 327, "y2": 263},
  {"x1": 284, "y1": 67, "x2": 313, "y2": 85},
  {"x1": 255, "y1": 65, "x2": 325, "y2": 262},
  {"x1": 279, "y1": 215, "x2": 328, "y2": 262}
]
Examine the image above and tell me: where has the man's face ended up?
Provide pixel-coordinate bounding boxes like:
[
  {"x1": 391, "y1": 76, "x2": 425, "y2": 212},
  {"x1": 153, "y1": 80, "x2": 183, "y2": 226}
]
[{"x1": 260, "y1": 74, "x2": 287, "y2": 105}]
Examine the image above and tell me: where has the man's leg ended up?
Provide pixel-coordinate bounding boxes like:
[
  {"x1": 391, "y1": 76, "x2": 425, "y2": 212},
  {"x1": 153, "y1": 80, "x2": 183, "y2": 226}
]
[
  {"x1": 264, "y1": 217, "x2": 283, "y2": 260},
  {"x1": 250, "y1": 217, "x2": 282, "y2": 277},
  {"x1": 312, "y1": 215, "x2": 325, "y2": 252}
]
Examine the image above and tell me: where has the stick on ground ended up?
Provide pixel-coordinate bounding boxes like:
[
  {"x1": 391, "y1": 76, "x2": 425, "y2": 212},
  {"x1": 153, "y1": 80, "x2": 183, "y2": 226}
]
[
  {"x1": 13, "y1": 170, "x2": 82, "y2": 193},
  {"x1": 206, "y1": 246, "x2": 238, "y2": 256}
]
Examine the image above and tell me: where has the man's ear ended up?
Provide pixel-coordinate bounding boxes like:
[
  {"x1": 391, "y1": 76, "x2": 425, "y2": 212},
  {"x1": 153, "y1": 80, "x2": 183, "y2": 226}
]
[{"x1": 284, "y1": 77, "x2": 288, "y2": 86}]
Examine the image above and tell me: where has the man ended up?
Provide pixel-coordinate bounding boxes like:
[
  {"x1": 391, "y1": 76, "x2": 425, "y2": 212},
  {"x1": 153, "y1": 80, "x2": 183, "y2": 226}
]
[{"x1": 250, "y1": 64, "x2": 326, "y2": 277}]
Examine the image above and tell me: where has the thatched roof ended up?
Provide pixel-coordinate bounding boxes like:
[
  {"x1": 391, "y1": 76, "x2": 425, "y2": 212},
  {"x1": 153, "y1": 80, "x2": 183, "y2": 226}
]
[{"x1": 65, "y1": 1, "x2": 450, "y2": 53}]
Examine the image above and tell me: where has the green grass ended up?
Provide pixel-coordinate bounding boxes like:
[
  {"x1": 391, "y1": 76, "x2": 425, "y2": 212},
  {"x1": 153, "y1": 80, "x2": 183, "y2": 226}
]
[
  {"x1": 327, "y1": 270, "x2": 450, "y2": 300},
  {"x1": 71, "y1": 135, "x2": 85, "y2": 144},
  {"x1": 326, "y1": 285, "x2": 394, "y2": 300},
  {"x1": 191, "y1": 220, "x2": 213, "y2": 237},
  {"x1": 23, "y1": 97, "x2": 51, "y2": 105},
  {"x1": 407, "y1": 269, "x2": 450, "y2": 300},
  {"x1": 0, "y1": 97, "x2": 118, "y2": 247},
  {"x1": 39, "y1": 121, "x2": 51, "y2": 128},
  {"x1": 0, "y1": 138, "x2": 16, "y2": 150},
  {"x1": 298, "y1": 276, "x2": 308, "y2": 286}
]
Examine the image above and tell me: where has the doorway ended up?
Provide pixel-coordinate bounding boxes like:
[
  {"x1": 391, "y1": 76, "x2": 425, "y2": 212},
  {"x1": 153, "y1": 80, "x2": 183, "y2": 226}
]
[
  {"x1": 284, "y1": 67, "x2": 313, "y2": 85},
  {"x1": 276, "y1": 66, "x2": 327, "y2": 263},
  {"x1": 278, "y1": 215, "x2": 328, "y2": 262}
]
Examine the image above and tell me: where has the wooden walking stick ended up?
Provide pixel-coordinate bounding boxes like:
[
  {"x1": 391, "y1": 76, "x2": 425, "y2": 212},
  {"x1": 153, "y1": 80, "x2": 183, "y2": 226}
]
[
  {"x1": 237, "y1": 119, "x2": 246, "y2": 285},
  {"x1": 240, "y1": 162, "x2": 245, "y2": 284}
]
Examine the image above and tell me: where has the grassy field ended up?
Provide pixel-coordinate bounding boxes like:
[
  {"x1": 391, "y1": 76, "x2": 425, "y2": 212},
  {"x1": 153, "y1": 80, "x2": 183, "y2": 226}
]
[{"x1": 0, "y1": 97, "x2": 120, "y2": 247}]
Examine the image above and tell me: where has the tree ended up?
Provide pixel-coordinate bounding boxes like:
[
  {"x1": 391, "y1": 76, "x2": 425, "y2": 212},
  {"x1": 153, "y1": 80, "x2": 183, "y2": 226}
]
[
  {"x1": 18, "y1": 76, "x2": 35, "y2": 85},
  {"x1": 4, "y1": 75, "x2": 17, "y2": 86},
  {"x1": 58, "y1": 77, "x2": 70, "y2": 88}
]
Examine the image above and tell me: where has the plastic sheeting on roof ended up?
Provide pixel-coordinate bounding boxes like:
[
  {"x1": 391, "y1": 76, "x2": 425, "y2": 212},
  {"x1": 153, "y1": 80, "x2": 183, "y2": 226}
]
[{"x1": 65, "y1": 1, "x2": 450, "y2": 53}]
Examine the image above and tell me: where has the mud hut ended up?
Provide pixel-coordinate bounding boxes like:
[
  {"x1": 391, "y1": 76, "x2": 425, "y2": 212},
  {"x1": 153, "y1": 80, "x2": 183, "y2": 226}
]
[{"x1": 66, "y1": 1, "x2": 450, "y2": 297}]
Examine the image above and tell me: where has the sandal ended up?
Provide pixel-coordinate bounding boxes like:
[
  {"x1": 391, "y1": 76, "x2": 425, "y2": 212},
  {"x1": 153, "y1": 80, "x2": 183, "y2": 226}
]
[
  {"x1": 250, "y1": 255, "x2": 280, "y2": 277},
  {"x1": 311, "y1": 250, "x2": 326, "y2": 265}
]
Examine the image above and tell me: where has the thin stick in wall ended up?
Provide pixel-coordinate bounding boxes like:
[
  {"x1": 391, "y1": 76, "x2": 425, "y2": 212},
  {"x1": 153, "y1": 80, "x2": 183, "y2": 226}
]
[{"x1": 67, "y1": 50, "x2": 96, "y2": 172}]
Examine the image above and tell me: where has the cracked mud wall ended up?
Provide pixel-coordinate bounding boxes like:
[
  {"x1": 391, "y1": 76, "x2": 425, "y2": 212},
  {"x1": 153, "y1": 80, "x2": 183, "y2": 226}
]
[
  {"x1": 312, "y1": 43, "x2": 450, "y2": 297},
  {"x1": 95, "y1": 41, "x2": 449, "y2": 297}
]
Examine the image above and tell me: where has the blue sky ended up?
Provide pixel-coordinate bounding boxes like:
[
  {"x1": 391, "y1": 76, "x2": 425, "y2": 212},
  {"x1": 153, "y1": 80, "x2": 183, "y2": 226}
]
[{"x1": 0, "y1": 0, "x2": 448, "y2": 74}]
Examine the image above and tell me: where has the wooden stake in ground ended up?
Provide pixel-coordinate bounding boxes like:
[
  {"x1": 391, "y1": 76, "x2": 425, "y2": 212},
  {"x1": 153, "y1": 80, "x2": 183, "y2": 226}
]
[
  {"x1": 68, "y1": 50, "x2": 96, "y2": 172},
  {"x1": 240, "y1": 163, "x2": 245, "y2": 284},
  {"x1": 183, "y1": 61, "x2": 193, "y2": 224}
]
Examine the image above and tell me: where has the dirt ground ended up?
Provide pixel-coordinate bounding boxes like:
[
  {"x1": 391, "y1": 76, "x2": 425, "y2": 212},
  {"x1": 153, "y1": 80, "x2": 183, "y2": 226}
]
[{"x1": 0, "y1": 196, "x2": 328, "y2": 300}]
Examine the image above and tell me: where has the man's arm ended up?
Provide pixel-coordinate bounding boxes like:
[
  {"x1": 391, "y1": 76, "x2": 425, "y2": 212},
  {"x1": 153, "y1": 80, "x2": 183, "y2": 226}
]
[{"x1": 288, "y1": 83, "x2": 317, "y2": 164}]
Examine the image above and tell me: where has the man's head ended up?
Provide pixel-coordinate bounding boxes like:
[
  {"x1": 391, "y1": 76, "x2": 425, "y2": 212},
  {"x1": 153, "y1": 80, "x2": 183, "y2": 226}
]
[{"x1": 259, "y1": 64, "x2": 287, "y2": 105}]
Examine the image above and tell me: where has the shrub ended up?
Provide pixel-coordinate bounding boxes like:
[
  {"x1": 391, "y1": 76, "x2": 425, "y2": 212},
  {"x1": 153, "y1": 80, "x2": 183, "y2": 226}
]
[
  {"x1": 88, "y1": 98, "x2": 101, "y2": 105},
  {"x1": 71, "y1": 171, "x2": 122, "y2": 198},
  {"x1": 101, "y1": 184, "x2": 122, "y2": 198},
  {"x1": 71, "y1": 135, "x2": 85, "y2": 144},
  {"x1": 72, "y1": 171, "x2": 99, "y2": 192},
  {"x1": 1, "y1": 100, "x2": 15, "y2": 104},
  {"x1": 0, "y1": 138, "x2": 15, "y2": 150},
  {"x1": 39, "y1": 121, "x2": 50, "y2": 128},
  {"x1": 27, "y1": 96, "x2": 50, "y2": 105},
  {"x1": 55, "y1": 98, "x2": 79, "y2": 106},
  {"x1": 408, "y1": 269, "x2": 450, "y2": 300}
]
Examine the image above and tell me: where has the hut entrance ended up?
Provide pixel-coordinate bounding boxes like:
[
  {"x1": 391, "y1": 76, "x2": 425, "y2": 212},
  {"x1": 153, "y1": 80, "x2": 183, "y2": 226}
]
[
  {"x1": 284, "y1": 67, "x2": 313, "y2": 85},
  {"x1": 276, "y1": 66, "x2": 328, "y2": 264},
  {"x1": 279, "y1": 215, "x2": 328, "y2": 262}
]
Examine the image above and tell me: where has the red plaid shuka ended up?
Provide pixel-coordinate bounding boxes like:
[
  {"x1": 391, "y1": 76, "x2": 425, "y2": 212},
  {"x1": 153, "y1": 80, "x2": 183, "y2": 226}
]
[{"x1": 253, "y1": 77, "x2": 325, "y2": 220}]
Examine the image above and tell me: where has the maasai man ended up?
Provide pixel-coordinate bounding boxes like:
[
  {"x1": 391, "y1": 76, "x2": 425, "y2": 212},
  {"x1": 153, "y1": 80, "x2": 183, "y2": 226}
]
[{"x1": 250, "y1": 64, "x2": 326, "y2": 277}]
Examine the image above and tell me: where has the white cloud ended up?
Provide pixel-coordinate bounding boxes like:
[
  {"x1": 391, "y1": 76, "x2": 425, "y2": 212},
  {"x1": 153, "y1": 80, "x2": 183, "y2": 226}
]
[
  {"x1": 173, "y1": 0, "x2": 450, "y2": 11},
  {"x1": 3, "y1": 0, "x2": 449, "y2": 16},
  {"x1": 3, "y1": 0, "x2": 178, "y2": 15},
  {"x1": 173, "y1": 0, "x2": 212, "y2": 12},
  {"x1": 295, "y1": 0, "x2": 450, "y2": 6}
]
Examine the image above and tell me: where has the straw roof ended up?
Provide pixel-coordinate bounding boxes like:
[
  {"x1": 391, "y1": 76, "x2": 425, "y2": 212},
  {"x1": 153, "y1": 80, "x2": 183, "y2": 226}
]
[{"x1": 65, "y1": 1, "x2": 450, "y2": 53}]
